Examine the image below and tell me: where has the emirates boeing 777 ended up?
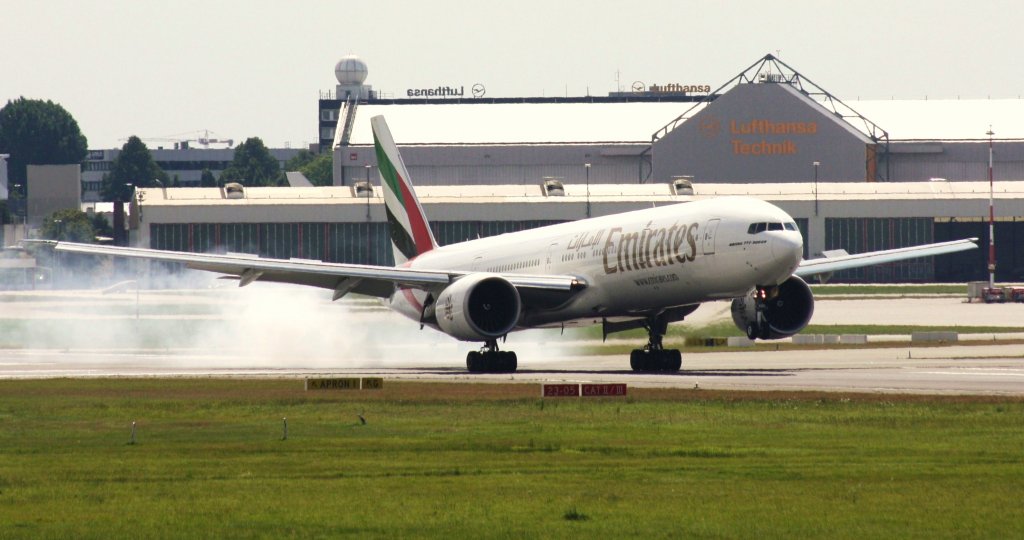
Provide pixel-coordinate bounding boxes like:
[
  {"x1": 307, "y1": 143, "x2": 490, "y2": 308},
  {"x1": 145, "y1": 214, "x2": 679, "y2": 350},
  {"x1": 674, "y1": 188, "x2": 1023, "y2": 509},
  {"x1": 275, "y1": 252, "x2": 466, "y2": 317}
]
[{"x1": 43, "y1": 116, "x2": 978, "y2": 373}]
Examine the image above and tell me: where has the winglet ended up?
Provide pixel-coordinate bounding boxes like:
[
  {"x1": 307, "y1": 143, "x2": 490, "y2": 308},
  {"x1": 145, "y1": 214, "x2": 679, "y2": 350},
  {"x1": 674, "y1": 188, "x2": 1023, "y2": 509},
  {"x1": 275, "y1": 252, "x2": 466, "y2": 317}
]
[{"x1": 371, "y1": 116, "x2": 438, "y2": 265}]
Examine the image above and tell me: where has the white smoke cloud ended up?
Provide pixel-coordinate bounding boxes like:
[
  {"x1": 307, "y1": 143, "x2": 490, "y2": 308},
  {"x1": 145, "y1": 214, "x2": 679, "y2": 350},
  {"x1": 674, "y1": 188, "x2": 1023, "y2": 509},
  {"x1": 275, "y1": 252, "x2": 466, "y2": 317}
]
[{"x1": 0, "y1": 262, "x2": 583, "y2": 372}]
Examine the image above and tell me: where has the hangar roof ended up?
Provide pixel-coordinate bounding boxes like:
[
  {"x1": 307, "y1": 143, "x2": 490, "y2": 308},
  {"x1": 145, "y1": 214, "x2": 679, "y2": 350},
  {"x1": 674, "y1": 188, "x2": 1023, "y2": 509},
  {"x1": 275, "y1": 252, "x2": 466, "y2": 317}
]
[
  {"x1": 343, "y1": 97, "x2": 1024, "y2": 146},
  {"x1": 851, "y1": 99, "x2": 1024, "y2": 141},
  {"x1": 136, "y1": 181, "x2": 1024, "y2": 208},
  {"x1": 346, "y1": 102, "x2": 698, "y2": 145}
]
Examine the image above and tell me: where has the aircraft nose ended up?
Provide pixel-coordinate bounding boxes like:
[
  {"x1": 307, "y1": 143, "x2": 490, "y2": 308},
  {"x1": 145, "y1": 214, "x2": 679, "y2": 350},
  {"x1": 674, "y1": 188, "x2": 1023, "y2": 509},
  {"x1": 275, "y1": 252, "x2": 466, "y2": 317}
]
[{"x1": 772, "y1": 232, "x2": 803, "y2": 266}]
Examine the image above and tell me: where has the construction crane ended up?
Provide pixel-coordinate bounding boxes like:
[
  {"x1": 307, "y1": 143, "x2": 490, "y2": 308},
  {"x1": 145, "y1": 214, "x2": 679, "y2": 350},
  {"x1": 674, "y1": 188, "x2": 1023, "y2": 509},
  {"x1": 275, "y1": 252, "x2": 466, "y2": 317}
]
[{"x1": 121, "y1": 129, "x2": 234, "y2": 150}]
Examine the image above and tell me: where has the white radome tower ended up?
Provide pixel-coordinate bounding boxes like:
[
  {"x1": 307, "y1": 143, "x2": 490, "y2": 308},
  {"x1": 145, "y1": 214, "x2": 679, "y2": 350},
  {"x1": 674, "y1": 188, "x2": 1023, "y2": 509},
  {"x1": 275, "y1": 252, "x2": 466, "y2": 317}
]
[{"x1": 334, "y1": 55, "x2": 372, "y2": 100}]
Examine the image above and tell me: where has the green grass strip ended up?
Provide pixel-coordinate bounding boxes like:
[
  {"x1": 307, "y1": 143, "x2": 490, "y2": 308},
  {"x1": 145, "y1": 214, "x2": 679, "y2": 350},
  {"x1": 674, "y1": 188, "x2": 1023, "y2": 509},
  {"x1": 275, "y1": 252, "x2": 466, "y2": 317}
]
[{"x1": 0, "y1": 379, "x2": 1020, "y2": 538}]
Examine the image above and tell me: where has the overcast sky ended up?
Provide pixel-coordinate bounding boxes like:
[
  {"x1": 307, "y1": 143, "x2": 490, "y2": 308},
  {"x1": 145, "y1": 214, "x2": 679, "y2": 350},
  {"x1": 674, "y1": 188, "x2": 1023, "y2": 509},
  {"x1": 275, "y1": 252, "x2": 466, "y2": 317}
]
[{"x1": 4, "y1": 0, "x2": 1021, "y2": 149}]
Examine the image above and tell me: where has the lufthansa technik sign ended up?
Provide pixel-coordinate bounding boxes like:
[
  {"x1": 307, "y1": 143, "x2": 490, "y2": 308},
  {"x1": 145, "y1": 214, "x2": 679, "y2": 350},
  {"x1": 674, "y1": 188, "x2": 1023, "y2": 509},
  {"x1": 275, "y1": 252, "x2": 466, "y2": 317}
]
[{"x1": 718, "y1": 118, "x2": 820, "y2": 156}]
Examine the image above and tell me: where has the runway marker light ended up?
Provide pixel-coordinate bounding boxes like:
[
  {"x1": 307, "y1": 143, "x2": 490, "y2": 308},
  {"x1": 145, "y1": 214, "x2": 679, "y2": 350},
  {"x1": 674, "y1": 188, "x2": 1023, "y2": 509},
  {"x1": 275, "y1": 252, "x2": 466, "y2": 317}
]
[
  {"x1": 129, "y1": 421, "x2": 137, "y2": 445},
  {"x1": 282, "y1": 418, "x2": 288, "y2": 441}
]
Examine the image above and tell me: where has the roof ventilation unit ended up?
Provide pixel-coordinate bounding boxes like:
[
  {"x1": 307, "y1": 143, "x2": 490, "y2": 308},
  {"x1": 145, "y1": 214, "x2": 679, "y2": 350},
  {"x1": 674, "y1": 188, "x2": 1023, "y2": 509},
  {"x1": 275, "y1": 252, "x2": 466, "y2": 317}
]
[
  {"x1": 542, "y1": 178, "x2": 565, "y2": 197},
  {"x1": 352, "y1": 181, "x2": 374, "y2": 198},
  {"x1": 671, "y1": 176, "x2": 694, "y2": 196},
  {"x1": 223, "y1": 182, "x2": 245, "y2": 199}
]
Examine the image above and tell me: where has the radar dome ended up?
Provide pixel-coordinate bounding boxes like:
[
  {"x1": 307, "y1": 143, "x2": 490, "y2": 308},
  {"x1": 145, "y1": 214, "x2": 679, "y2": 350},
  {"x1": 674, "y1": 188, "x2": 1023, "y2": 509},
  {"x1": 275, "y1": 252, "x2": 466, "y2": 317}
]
[{"x1": 335, "y1": 56, "x2": 368, "y2": 85}]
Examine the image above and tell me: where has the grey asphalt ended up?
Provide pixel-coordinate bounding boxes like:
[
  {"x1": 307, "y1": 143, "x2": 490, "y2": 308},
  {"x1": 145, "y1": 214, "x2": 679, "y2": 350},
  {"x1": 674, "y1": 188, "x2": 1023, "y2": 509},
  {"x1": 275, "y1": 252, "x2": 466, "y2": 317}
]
[{"x1": 1, "y1": 289, "x2": 1022, "y2": 395}]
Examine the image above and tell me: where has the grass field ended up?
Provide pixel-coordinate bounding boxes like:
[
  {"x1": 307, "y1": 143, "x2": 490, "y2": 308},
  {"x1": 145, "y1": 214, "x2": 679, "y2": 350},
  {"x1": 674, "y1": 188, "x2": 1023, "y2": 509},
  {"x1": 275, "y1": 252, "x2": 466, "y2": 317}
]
[
  {"x1": 578, "y1": 319, "x2": 1024, "y2": 343},
  {"x1": 809, "y1": 284, "x2": 969, "y2": 296},
  {"x1": 0, "y1": 379, "x2": 1021, "y2": 538}
]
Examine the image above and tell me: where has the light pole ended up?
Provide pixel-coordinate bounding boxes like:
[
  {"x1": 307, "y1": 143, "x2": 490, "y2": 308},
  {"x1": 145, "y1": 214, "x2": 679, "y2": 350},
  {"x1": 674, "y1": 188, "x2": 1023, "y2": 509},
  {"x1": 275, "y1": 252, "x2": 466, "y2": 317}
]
[
  {"x1": 12, "y1": 183, "x2": 26, "y2": 237},
  {"x1": 54, "y1": 218, "x2": 63, "y2": 288},
  {"x1": 987, "y1": 126, "x2": 996, "y2": 289},
  {"x1": 584, "y1": 163, "x2": 591, "y2": 218},
  {"x1": 365, "y1": 165, "x2": 371, "y2": 263},
  {"x1": 812, "y1": 161, "x2": 820, "y2": 217}
]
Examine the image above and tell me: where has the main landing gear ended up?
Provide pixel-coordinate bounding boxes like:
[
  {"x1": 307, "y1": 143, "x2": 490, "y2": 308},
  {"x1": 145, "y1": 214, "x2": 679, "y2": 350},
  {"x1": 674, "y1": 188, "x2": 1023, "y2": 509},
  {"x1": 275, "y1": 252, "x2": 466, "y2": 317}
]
[
  {"x1": 466, "y1": 340, "x2": 517, "y2": 373},
  {"x1": 629, "y1": 315, "x2": 682, "y2": 372}
]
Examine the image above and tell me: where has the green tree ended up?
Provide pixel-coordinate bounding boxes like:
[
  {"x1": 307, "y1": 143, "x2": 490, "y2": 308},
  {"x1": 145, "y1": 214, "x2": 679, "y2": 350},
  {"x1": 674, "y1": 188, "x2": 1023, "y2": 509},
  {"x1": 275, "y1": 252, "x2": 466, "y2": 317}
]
[
  {"x1": 40, "y1": 208, "x2": 95, "y2": 243},
  {"x1": 199, "y1": 168, "x2": 217, "y2": 187},
  {"x1": 220, "y1": 137, "x2": 281, "y2": 186},
  {"x1": 100, "y1": 136, "x2": 169, "y2": 201},
  {"x1": 89, "y1": 212, "x2": 114, "y2": 240},
  {"x1": 284, "y1": 149, "x2": 316, "y2": 172},
  {"x1": 0, "y1": 97, "x2": 88, "y2": 188},
  {"x1": 299, "y1": 153, "x2": 333, "y2": 186}
]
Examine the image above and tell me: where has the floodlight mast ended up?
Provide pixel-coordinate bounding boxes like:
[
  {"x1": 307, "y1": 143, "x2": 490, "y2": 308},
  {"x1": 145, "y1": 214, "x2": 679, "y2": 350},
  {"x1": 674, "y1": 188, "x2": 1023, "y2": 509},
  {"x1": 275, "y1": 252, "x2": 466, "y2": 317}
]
[{"x1": 987, "y1": 127, "x2": 996, "y2": 289}]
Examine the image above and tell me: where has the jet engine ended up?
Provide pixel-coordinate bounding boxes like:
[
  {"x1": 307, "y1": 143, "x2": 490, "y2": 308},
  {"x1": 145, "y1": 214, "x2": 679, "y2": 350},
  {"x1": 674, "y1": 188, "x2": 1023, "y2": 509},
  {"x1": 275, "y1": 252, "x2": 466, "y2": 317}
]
[
  {"x1": 436, "y1": 274, "x2": 522, "y2": 341},
  {"x1": 731, "y1": 275, "x2": 814, "y2": 340}
]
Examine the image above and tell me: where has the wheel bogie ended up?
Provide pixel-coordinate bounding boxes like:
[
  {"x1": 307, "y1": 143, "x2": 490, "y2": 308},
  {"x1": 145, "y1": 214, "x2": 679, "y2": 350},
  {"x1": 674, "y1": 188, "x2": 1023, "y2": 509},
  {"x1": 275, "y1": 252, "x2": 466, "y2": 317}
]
[
  {"x1": 629, "y1": 348, "x2": 682, "y2": 372},
  {"x1": 466, "y1": 349, "x2": 517, "y2": 373}
]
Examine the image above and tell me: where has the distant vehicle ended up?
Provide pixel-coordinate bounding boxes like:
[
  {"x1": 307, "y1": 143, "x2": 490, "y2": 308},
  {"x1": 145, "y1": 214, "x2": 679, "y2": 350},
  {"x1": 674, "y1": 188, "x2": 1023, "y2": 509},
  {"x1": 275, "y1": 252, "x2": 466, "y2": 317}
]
[{"x1": 42, "y1": 117, "x2": 978, "y2": 373}]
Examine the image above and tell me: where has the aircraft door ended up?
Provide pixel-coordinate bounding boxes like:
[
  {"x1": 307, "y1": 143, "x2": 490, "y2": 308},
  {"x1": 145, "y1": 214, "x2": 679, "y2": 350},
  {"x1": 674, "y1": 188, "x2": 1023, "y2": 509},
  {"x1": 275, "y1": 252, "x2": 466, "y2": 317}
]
[
  {"x1": 545, "y1": 243, "x2": 558, "y2": 273},
  {"x1": 702, "y1": 219, "x2": 720, "y2": 255},
  {"x1": 472, "y1": 255, "x2": 484, "y2": 271}
]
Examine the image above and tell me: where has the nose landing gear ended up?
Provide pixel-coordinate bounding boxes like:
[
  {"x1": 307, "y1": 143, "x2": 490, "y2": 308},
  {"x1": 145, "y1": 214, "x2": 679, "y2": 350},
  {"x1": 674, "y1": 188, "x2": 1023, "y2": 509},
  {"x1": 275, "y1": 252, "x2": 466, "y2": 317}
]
[{"x1": 744, "y1": 286, "x2": 774, "y2": 340}]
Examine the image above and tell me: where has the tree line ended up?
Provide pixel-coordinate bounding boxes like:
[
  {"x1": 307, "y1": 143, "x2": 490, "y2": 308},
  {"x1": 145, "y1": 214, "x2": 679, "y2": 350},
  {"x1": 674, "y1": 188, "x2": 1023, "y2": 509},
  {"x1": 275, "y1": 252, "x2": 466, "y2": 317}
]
[{"x1": 0, "y1": 97, "x2": 333, "y2": 240}]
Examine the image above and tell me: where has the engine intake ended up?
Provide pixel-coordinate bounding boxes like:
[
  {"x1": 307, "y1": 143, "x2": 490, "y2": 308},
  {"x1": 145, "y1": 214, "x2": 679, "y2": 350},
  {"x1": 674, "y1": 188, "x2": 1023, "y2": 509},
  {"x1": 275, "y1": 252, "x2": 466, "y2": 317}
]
[
  {"x1": 436, "y1": 274, "x2": 521, "y2": 341},
  {"x1": 731, "y1": 275, "x2": 814, "y2": 340}
]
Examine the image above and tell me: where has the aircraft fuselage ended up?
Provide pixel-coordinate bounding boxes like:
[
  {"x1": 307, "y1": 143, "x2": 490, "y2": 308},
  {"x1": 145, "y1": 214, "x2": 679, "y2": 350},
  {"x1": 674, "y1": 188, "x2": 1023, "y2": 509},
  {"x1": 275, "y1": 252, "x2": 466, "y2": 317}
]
[{"x1": 388, "y1": 196, "x2": 803, "y2": 332}]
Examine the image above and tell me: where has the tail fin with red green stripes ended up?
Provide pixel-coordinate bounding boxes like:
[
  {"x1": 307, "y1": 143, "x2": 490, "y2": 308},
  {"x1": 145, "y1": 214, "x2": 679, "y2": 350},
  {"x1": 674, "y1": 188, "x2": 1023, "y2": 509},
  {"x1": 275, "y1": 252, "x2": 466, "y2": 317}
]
[{"x1": 371, "y1": 116, "x2": 439, "y2": 265}]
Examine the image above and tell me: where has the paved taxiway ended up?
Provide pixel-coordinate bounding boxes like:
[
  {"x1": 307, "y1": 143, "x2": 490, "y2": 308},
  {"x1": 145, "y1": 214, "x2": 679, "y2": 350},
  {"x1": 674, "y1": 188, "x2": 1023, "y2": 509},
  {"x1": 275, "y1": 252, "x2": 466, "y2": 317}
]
[
  {"x1": 1, "y1": 288, "x2": 1022, "y2": 395},
  {"x1": 2, "y1": 343, "x2": 1023, "y2": 395}
]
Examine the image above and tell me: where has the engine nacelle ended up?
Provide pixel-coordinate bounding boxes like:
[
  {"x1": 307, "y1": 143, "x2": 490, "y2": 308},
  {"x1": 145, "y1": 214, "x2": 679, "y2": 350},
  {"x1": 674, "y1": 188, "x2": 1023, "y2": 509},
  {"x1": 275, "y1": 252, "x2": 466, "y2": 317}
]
[
  {"x1": 436, "y1": 274, "x2": 522, "y2": 341},
  {"x1": 731, "y1": 275, "x2": 814, "y2": 340}
]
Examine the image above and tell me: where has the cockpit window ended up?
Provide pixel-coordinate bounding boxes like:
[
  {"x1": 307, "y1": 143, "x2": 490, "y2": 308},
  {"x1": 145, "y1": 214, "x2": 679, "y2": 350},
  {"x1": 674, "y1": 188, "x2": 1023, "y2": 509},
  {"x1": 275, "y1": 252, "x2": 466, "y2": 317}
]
[{"x1": 750, "y1": 222, "x2": 797, "y2": 234}]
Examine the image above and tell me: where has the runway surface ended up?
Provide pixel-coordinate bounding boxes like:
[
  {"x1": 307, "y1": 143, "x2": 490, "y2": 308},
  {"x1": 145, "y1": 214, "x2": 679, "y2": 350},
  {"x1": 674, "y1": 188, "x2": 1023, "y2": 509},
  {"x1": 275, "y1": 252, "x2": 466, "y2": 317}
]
[
  {"x1": 1, "y1": 288, "x2": 1022, "y2": 395},
  {"x1": 2, "y1": 343, "x2": 1023, "y2": 396}
]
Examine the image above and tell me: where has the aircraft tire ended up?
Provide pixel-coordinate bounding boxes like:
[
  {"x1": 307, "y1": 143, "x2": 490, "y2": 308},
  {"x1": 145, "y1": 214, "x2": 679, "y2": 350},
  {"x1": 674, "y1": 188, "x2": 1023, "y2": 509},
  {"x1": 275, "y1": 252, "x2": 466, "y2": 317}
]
[
  {"x1": 664, "y1": 350, "x2": 682, "y2": 371},
  {"x1": 466, "y1": 351, "x2": 482, "y2": 373},
  {"x1": 629, "y1": 350, "x2": 643, "y2": 371},
  {"x1": 631, "y1": 349, "x2": 659, "y2": 372},
  {"x1": 501, "y1": 351, "x2": 518, "y2": 373}
]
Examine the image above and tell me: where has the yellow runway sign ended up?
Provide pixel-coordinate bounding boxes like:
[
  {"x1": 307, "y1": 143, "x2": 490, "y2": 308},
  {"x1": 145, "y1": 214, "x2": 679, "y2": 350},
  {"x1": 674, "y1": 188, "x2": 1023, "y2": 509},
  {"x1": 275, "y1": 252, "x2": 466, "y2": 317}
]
[{"x1": 305, "y1": 378, "x2": 384, "y2": 391}]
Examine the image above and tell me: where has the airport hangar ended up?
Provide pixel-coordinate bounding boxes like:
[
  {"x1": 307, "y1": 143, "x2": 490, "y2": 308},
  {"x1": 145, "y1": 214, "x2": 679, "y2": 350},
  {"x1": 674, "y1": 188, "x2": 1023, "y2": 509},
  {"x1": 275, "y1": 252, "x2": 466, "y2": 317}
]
[{"x1": 127, "y1": 55, "x2": 1024, "y2": 283}]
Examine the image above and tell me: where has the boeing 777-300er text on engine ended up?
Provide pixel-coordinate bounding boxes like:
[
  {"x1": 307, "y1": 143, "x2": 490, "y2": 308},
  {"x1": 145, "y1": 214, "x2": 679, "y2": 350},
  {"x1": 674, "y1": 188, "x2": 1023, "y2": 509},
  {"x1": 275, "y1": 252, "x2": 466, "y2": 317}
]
[{"x1": 40, "y1": 116, "x2": 978, "y2": 373}]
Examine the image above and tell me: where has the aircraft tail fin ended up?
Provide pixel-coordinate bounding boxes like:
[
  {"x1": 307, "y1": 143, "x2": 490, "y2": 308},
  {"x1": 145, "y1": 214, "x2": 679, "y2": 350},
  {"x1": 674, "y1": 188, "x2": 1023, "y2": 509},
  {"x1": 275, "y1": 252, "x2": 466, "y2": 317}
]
[{"x1": 371, "y1": 116, "x2": 439, "y2": 265}]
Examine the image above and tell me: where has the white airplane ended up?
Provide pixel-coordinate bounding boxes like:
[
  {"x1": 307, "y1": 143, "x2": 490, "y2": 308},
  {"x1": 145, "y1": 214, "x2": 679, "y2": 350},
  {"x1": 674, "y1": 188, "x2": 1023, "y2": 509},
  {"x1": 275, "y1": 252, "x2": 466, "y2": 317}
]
[{"x1": 46, "y1": 116, "x2": 978, "y2": 373}]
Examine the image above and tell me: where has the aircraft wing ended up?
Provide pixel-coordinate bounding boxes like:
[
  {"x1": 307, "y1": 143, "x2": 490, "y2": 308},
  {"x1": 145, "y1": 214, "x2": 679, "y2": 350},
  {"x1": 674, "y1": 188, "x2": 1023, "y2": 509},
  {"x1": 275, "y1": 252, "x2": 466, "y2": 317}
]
[
  {"x1": 795, "y1": 238, "x2": 978, "y2": 278},
  {"x1": 37, "y1": 241, "x2": 586, "y2": 300}
]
